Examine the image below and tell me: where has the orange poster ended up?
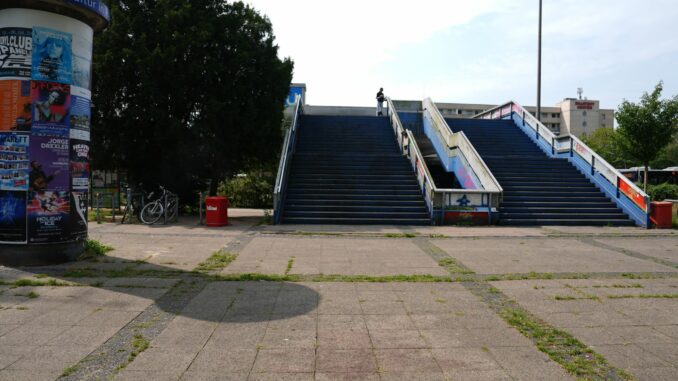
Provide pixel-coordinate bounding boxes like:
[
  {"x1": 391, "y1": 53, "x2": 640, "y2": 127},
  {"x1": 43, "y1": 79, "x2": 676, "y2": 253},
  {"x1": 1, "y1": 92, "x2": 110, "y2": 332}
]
[{"x1": 0, "y1": 80, "x2": 32, "y2": 132}]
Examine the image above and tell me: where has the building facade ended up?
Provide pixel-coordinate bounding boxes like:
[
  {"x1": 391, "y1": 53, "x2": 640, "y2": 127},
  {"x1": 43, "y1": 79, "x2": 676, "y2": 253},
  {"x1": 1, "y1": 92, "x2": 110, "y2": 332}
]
[{"x1": 436, "y1": 99, "x2": 614, "y2": 137}]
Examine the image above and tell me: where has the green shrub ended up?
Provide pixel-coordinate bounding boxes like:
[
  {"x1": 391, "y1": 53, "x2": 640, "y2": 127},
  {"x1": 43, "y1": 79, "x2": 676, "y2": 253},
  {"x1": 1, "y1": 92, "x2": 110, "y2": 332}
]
[
  {"x1": 647, "y1": 183, "x2": 678, "y2": 201},
  {"x1": 79, "y1": 239, "x2": 114, "y2": 260},
  {"x1": 218, "y1": 170, "x2": 274, "y2": 208}
]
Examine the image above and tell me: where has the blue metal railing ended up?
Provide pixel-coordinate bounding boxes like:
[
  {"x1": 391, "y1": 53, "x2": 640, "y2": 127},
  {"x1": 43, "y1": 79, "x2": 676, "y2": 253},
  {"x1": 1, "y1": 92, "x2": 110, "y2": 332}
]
[{"x1": 273, "y1": 98, "x2": 303, "y2": 224}]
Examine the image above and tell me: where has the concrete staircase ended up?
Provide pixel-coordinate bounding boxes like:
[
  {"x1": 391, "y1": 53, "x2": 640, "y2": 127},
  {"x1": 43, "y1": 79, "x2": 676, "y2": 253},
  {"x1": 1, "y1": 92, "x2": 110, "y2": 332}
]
[
  {"x1": 281, "y1": 115, "x2": 430, "y2": 224},
  {"x1": 446, "y1": 118, "x2": 635, "y2": 226}
]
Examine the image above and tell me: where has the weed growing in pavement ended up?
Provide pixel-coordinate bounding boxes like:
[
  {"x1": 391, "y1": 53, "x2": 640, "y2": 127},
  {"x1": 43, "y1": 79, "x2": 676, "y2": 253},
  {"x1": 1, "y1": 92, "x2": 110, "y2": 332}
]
[
  {"x1": 438, "y1": 257, "x2": 474, "y2": 274},
  {"x1": 592, "y1": 283, "x2": 644, "y2": 288},
  {"x1": 384, "y1": 233, "x2": 417, "y2": 238},
  {"x1": 79, "y1": 238, "x2": 114, "y2": 260},
  {"x1": 193, "y1": 250, "x2": 238, "y2": 273},
  {"x1": 61, "y1": 364, "x2": 79, "y2": 377},
  {"x1": 607, "y1": 293, "x2": 678, "y2": 299},
  {"x1": 129, "y1": 333, "x2": 150, "y2": 362},
  {"x1": 285, "y1": 256, "x2": 296, "y2": 275},
  {"x1": 9, "y1": 278, "x2": 73, "y2": 288},
  {"x1": 501, "y1": 308, "x2": 631, "y2": 380}
]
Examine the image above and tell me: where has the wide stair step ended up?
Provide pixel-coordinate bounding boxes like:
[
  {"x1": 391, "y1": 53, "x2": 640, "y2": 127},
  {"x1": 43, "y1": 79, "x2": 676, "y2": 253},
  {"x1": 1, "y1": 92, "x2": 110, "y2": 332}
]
[
  {"x1": 445, "y1": 117, "x2": 634, "y2": 226},
  {"x1": 281, "y1": 115, "x2": 430, "y2": 225}
]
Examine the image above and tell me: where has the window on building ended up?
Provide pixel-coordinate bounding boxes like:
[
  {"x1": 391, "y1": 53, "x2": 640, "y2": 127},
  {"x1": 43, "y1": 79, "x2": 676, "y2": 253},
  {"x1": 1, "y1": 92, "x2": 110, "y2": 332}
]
[
  {"x1": 582, "y1": 111, "x2": 587, "y2": 116},
  {"x1": 457, "y1": 110, "x2": 462, "y2": 115},
  {"x1": 602, "y1": 114, "x2": 606, "y2": 119},
  {"x1": 551, "y1": 113, "x2": 557, "y2": 118},
  {"x1": 582, "y1": 121, "x2": 587, "y2": 127}
]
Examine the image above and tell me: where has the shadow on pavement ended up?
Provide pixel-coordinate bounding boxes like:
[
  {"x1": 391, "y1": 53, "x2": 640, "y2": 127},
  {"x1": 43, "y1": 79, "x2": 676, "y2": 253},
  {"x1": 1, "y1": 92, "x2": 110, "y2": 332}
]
[{"x1": 1, "y1": 255, "x2": 319, "y2": 323}]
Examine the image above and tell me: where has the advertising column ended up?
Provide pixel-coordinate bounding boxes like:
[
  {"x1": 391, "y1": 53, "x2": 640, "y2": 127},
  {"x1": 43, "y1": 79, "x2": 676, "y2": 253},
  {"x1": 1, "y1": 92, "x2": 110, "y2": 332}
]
[{"x1": 0, "y1": 1, "x2": 108, "y2": 263}]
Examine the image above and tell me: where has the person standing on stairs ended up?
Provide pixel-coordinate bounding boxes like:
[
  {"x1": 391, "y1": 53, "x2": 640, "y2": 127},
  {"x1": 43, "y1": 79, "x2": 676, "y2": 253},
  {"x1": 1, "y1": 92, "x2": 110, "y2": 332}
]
[{"x1": 376, "y1": 87, "x2": 385, "y2": 116}]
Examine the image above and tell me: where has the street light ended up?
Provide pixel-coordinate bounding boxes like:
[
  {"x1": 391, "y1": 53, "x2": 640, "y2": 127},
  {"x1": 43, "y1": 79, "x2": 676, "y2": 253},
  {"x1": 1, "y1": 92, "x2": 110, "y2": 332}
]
[{"x1": 537, "y1": 0, "x2": 542, "y2": 122}]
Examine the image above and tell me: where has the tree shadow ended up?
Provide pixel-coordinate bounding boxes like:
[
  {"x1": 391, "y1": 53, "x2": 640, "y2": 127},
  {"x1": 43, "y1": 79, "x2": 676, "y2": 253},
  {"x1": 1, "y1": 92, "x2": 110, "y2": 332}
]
[{"x1": 1, "y1": 255, "x2": 319, "y2": 323}]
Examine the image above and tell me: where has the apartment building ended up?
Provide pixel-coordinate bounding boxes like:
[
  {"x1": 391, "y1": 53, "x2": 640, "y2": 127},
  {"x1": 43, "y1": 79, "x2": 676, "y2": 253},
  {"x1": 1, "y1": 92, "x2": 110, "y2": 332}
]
[{"x1": 437, "y1": 98, "x2": 614, "y2": 137}]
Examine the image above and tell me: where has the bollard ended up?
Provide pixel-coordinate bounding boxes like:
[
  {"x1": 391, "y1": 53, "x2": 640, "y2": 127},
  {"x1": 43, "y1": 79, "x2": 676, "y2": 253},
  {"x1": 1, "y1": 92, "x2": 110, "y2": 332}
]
[
  {"x1": 111, "y1": 193, "x2": 116, "y2": 223},
  {"x1": 95, "y1": 193, "x2": 101, "y2": 224}
]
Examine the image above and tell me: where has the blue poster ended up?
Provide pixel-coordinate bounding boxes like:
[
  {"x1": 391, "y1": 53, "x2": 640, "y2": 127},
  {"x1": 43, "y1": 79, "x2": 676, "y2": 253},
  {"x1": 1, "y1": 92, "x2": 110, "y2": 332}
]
[
  {"x1": 31, "y1": 27, "x2": 72, "y2": 84},
  {"x1": 0, "y1": 190, "x2": 27, "y2": 243}
]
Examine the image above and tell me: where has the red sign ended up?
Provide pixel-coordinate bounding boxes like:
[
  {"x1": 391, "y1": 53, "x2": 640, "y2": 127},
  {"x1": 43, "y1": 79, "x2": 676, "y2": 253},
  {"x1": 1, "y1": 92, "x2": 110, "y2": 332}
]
[
  {"x1": 575, "y1": 101, "x2": 594, "y2": 110},
  {"x1": 619, "y1": 179, "x2": 647, "y2": 211}
]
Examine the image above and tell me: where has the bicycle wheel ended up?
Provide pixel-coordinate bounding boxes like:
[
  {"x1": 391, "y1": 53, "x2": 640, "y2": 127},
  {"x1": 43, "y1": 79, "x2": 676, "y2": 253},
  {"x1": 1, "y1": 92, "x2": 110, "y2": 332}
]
[{"x1": 140, "y1": 202, "x2": 164, "y2": 224}]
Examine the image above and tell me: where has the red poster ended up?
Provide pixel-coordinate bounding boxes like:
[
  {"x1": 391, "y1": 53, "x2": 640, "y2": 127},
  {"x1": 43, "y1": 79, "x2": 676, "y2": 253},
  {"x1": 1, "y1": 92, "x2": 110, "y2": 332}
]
[{"x1": 0, "y1": 80, "x2": 32, "y2": 132}]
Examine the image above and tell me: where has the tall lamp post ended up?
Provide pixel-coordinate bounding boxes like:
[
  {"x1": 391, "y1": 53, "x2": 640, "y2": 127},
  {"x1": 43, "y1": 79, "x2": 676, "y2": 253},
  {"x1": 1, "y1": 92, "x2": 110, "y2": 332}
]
[{"x1": 537, "y1": 0, "x2": 542, "y2": 122}]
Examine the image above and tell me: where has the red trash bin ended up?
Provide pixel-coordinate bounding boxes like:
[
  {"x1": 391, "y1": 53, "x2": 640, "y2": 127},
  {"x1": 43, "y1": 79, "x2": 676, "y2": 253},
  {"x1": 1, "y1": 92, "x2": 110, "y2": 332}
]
[
  {"x1": 205, "y1": 196, "x2": 228, "y2": 227},
  {"x1": 650, "y1": 201, "x2": 673, "y2": 229}
]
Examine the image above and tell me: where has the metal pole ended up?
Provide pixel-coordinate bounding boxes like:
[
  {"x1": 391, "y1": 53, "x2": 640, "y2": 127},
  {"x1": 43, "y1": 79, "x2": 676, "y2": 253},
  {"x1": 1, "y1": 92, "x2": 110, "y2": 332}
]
[
  {"x1": 164, "y1": 192, "x2": 168, "y2": 224},
  {"x1": 537, "y1": 0, "x2": 542, "y2": 122},
  {"x1": 111, "y1": 193, "x2": 116, "y2": 222}
]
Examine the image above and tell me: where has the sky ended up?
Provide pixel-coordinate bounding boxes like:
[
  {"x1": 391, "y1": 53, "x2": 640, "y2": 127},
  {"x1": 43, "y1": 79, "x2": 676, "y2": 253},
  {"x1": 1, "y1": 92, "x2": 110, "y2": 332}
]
[{"x1": 244, "y1": 0, "x2": 678, "y2": 110}]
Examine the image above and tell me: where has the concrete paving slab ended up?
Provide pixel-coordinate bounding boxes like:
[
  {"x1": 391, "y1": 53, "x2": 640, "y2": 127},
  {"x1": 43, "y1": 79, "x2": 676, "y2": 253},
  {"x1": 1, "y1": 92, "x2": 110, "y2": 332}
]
[
  {"x1": 594, "y1": 237, "x2": 678, "y2": 264},
  {"x1": 433, "y1": 237, "x2": 677, "y2": 274},
  {"x1": 225, "y1": 236, "x2": 447, "y2": 276},
  {"x1": 492, "y1": 279, "x2": 678, "y2": 380}
]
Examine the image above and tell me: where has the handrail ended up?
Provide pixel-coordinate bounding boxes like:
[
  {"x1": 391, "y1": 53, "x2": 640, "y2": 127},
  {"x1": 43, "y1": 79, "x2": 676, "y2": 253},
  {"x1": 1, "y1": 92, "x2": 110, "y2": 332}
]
[
  {"x1": 387, "y1": 97, "x2": 502, "y2": 224},
  {"x1": 273, "y1": 98, "x2": 303, "y2": 224},
  {"x1": 424, "y1": 98, "x2": 502, "y2": 192},
  {"x1": 475, "y1": 100, "x2": 650, "y2": 214}
]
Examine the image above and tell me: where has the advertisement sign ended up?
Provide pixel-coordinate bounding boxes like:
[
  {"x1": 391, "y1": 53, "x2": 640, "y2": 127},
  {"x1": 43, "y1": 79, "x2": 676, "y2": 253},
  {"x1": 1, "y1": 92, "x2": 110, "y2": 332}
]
[
  {"x1": 31, "y1": 81, "x2": 70, "y2": 136},
  {"x1": 69, "y1": 191, "x2": 88, "y2": 240},
  {"x1": 0, "y1": 28, "x2": 32, "y2": 78},
  {"x1": 28, "y1": 135, "x2": 69, "y2": 192},
  {"x1": 0, "y1": 133, "x2": 29, "y2": 191},
  {"x1": 27, "y1": 190, "x2": 69, "y2": 243},
  {"x1": 31, "y1": 27, "x2": 72, "y2": 84},
  {"x1": 0, "y1": 80, "x2": 32, "y2": 132},
  {"x1": 0, "y1": 190, "x2": 27, "y2": 243},
  {"x1": 69, "y1": 95, "x2": 90, "y2": 140},
  {"x1": 70, "y1": 139, "x2": 89, "y2": 190},
  {"x1": 72, "y1": 54, "x2": 91, "y2": 90}
]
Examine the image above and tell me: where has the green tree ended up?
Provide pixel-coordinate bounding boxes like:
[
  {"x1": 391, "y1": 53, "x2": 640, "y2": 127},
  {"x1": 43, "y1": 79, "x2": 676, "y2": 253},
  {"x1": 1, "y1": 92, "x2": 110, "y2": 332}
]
[
  {"x1": 91, "y1": 0, "x2": 293, "y2": 198},
  {"x1": 615, "y1": 82, "x2": 678, "y2": 191},
  {"x1": 580, "y1": 127, "x2": 630, "y2": 169}
]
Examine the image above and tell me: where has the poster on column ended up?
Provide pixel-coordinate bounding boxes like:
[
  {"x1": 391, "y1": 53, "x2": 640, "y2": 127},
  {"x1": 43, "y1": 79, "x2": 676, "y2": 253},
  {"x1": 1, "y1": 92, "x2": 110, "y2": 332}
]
[
  {"x1": 0, "y1": 80, "x2": 32, "y2": 132},
  {"x1": 27, "y1": 190, "x2": 69, "y2": 243},
  {"x1": 31, "y1": 81, "x2": 70, "y2": 137},
  {"x1": 69, "y1": 191, "x2": 88, "y2": 240},
  {"x1": 31, "y1": 27, "x2": 72, "y2": 84},
  {"x1": 0, "y1": 190, "x2": 27, "y2": 243},
  {"x1": 28, "y1": 135, "x2": 69, "y2": 192},
  {"x1": 0, "y1": 28, "x2": 32, "y2": 78},
  {"x1": 0, "y1": 132, "x2": 29, "y2": 191},
  {"x1": 70, "y1": 139, "x2": 90, "y2": 191},
  {"x1": 69, "y1": 96, "x2": 90, "y2": 141}
]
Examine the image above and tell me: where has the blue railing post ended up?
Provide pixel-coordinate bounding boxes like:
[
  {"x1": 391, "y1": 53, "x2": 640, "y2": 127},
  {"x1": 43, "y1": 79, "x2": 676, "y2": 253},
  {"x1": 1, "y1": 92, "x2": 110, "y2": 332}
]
[
  {"x1": 570, "y1": 138, "x2": 574, "y2": 157},
  {"x1": 551, "y1": 137, "x2": 555, "y2": 155},
  {"x1": 536, "y1": 124, "x2": 539, "y2": 140},
  {"x1": 591, "y1": 156, "x2": 596, "y2": 176}
]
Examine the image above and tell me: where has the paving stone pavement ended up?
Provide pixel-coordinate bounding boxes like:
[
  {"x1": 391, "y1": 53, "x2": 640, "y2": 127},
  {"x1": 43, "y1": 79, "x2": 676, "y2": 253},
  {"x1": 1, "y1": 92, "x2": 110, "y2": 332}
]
[{"x1": 1, "y1": 212, "x2": 677, "y2": 380}]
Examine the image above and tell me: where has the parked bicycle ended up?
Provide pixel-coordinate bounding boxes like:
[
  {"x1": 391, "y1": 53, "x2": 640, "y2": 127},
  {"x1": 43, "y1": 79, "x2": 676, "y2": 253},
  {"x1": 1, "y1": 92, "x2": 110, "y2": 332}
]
[
  {"x1": 140, "y1": 186, "x2": 179, "y2": 225},
  {"x1": 120, "y1": 183, "x2": 148, "y2": 224}
]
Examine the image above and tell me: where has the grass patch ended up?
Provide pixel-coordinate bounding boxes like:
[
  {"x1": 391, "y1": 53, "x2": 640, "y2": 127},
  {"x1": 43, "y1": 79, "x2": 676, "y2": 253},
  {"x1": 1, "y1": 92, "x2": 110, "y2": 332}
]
[
  {"x1": 10, "y1": 278, "x2": 73, "y2": 288},
  {"x1": 592, "y1": 283, "x2": 643, "y2": 289},
  {"x1": 438, "y1": 257, "x2": 474, "y2": 274},
  {"x1": 285, "y1": 256, "x2": 296, "y2": 275},
  {"x1": 621, "y1": 273, "x2": 662, "y2": 279},
  {"x1": 129, "y1": 333, "x2": 150, "y2": 362},
  {"x1": 501, "y1": 308, "x2": 631, "y2": 379},
  {"x1": 61, "y1": 364, "x2": 79, "y2": 377},
  {"x1": 210, "y1": 273, "x2": 455, "y2": 283},
  {"x1": 484, "y1": 272, "x2": 590, "y2": 281},
  {"x1": 79, "y1": 238, "x2": 114, "y2": 260},
  {"x1": 384, "y1": 233, "x2": 417, "y2": 238},
  {"x1": 63, "y1": 267, "x2": 182, "y2": 278},
  {"x1": 193, "y1": 250, "x2": 237, "y2": 273},
  {"x1": 16, "y1": 306, "x2": 28, "y2": 310},
  {"x1": 607, "y1": 293, "x2": 678, "y2": 299}
]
